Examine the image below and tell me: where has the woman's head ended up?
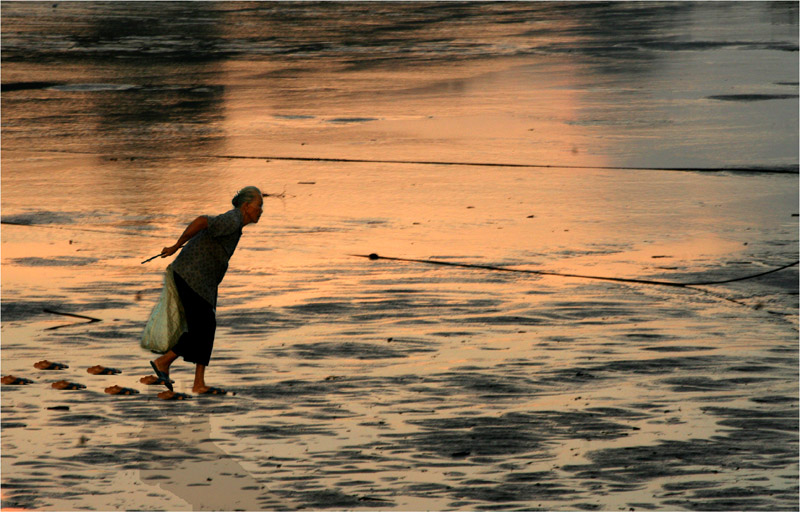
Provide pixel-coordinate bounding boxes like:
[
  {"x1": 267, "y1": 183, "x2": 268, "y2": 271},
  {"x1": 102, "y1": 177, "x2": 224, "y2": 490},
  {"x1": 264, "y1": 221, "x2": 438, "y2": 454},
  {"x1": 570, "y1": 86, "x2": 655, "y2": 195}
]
[
  {"x1": 232, "y1": 186, "x2": 263, "y2": 225},
  {"x1": 232, "y1": 186, "x2": 262, "y2": 208}
]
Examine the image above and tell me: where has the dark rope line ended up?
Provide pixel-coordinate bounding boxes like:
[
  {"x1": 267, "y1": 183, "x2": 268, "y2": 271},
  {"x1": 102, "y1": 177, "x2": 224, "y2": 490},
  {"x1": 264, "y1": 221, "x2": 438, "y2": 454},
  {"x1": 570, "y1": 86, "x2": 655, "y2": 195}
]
[
  {"x1": 686, "y1": 285, "x2": 789, "y2": 319},
  {"x1": 352, "y1": 253, "x2": 799, "y2": 289},
  {"x1": 679, "y1": 260, "x2": 800, "y2": 286},
  {"x1": 43, "y1": 309, "x2": 102, "y2": 322},
  {"x1": 211, "y1": 154, "x2": 799, "y2": 174},
  {"x1": 43, "y1": 308, "x2": 102, "y2": 330},
  {"x1": 5, "y1": 148, "x2": 798, "y2": 174}
]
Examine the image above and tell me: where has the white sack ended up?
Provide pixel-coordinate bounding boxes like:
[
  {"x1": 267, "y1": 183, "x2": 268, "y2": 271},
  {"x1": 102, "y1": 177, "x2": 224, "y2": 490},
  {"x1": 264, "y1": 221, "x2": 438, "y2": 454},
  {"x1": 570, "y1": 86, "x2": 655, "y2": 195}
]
[{"x1": 141, "y1": 265, "x2": 187, "y2": 354}]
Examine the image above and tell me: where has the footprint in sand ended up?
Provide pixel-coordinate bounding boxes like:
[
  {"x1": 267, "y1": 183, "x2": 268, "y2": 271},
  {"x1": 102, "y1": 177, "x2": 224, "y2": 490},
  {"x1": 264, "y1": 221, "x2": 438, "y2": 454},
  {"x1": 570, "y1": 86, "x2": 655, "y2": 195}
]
[
  {"x1": 87, "y1": 365, "x2": 121, "y2": 375},
  {"x1": 104, "y1": 385, "x2": 139, "y2": 395},
  {"x1": 51, "y1": 380, "x2": 86, "y2": 390},
  {"x1": 1, "y1": 375, "x2": 34, "y2": 385},
  {"x1": 34, "y1": 360, "x2": 69, "y2": 370}
]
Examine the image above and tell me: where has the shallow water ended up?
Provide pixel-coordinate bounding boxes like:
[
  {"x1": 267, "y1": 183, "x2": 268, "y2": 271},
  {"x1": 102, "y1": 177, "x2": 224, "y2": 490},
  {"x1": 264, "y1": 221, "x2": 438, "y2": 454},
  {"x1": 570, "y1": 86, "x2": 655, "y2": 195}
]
[{"x1": 2, "y1": 2, "x2": 799, "y2": 511}]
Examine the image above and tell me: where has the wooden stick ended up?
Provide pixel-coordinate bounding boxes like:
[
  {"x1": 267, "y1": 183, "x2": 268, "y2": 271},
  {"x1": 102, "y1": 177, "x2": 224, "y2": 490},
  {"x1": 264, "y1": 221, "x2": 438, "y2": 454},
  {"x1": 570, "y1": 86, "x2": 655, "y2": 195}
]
[{"x1": 141, "y1": 253, "x2": 162, "y2": 264}]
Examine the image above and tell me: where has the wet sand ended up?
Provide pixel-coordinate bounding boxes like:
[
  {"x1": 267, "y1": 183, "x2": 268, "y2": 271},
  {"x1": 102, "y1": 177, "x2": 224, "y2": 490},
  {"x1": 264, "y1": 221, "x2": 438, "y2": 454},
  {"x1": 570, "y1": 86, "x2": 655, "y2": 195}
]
[
  {"x1": 2, "y1": 2, "x2": 798, "y2": 511},
  {"x1": 2, "y1": 165, "x2": 797, "y2": 510}
]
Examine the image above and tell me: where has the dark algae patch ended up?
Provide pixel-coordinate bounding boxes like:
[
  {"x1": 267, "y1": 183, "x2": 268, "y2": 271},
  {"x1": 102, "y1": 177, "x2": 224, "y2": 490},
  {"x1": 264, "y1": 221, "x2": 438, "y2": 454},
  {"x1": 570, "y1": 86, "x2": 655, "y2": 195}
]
[
  {"x1": 326, "y1": 117, "x2": 379, "y2": 124},
  {"x1": 388, "y1": 409, "x2": 641, "y2": 461},
  {"x1": 560, "y1": 404, "x2": 798, "y2": 510},
  {"x1": 12, "y1": 256, "x2": 99, "y2": 267},
  {"x1": 708, "y1": 94, "x2": 799, "y2": 102}
]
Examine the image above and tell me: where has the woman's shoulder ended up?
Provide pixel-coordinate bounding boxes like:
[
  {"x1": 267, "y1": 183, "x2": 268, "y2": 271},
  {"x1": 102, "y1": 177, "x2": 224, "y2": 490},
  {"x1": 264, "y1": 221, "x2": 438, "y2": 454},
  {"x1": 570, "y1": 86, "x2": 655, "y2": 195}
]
[
  {"x1": 207, "y1": 208, "x2": 244, "y2": 235},
  {"x1": 213, "y1": 208, "x2": 243, "y2": 221}
]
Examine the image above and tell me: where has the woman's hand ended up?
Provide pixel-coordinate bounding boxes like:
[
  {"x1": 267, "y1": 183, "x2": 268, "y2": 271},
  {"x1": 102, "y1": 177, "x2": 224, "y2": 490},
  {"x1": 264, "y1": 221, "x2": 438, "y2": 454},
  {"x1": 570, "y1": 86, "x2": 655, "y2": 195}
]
[
  {"x1": 160, "y1": 245, "x2": 180, "y2": 258},
  {"x1": 159, "y1": 216, "x2": 207, "y2": 259}
]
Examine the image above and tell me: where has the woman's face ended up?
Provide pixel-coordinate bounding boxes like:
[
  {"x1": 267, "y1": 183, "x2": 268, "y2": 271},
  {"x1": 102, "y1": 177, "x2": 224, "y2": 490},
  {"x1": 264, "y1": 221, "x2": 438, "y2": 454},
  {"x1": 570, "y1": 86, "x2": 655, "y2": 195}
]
[{"x1": 243, "y1": 196, "x2": 264, "y2": 224}]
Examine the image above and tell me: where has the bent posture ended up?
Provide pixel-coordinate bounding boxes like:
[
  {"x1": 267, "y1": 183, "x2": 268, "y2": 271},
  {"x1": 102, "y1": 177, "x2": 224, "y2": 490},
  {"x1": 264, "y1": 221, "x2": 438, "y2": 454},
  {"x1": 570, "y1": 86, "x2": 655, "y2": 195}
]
[{"x1": 150, "y1": 186, "x2": 263, "y2": 394}]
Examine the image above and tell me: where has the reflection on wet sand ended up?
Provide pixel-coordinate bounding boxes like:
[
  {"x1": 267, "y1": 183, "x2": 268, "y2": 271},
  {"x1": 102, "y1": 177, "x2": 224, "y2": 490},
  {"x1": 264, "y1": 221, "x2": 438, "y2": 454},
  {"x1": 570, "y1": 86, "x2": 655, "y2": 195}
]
[{"x1": 138, "y1": 414, "x2": 285, "y2": 510}]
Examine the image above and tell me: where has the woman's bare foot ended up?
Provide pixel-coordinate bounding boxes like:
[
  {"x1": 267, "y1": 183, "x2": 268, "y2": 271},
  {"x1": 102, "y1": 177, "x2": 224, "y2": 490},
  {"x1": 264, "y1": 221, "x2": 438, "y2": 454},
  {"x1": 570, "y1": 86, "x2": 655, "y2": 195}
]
[
  {"x1": 152, "y1": 351, "x2": 179, "y2": 377},
  {"x1": 151, "y1": 359, "x2": 170, "y2": 377},
  {"x1": 150, "y1": 360, "x2": 174, "y2": 391}
]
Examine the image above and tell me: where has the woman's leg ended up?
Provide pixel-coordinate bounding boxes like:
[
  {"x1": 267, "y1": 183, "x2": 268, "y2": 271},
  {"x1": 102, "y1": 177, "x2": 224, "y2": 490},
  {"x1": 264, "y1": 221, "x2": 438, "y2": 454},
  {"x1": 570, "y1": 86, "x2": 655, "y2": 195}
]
[
  {"x1": 171, "y1": 273, "x2": 216, "y2": 367},
  {"x1": 192, "y1": 364, "x2": 208, "y2": 393}
]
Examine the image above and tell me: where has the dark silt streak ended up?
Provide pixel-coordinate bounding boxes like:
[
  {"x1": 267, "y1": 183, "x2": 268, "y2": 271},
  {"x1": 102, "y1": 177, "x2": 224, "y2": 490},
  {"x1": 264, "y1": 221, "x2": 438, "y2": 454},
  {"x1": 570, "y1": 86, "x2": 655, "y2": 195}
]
[
  {"x1": 2, "y1": 2, "x2": 795, "y2": 67},
  {"x1": 1, "y1": 81, "x2": 61, "y2": 92},
  {"x1": 708, "y1": 94, "x2": 799, "y2": 102},
  {"x1": 1, "y1": 2, "x2": 230, "y2": 229}
]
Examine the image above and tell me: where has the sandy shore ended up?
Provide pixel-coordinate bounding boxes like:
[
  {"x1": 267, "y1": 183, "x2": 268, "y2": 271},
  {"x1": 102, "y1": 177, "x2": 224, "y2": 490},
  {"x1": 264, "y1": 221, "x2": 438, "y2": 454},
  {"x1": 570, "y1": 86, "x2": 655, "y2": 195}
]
[{"x1": 2, "y1": 160, "x2": 797, "y2": 509}]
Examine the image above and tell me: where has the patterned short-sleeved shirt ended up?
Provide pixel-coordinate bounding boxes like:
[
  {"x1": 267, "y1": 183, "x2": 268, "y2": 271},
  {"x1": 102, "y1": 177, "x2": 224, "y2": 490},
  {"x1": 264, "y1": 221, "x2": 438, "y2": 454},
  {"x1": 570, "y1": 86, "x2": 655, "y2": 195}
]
[{"x1": 171, "y1": 208, "x2": 244, "y2": 308}]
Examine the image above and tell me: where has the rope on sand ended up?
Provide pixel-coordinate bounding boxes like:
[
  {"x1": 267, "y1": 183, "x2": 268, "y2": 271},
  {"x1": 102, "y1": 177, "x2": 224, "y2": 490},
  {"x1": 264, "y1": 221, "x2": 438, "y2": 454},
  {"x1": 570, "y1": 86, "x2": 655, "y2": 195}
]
[
  {"x1": 43, "y1": 309, "x2": 102, "y2": 330},
  {"x1": 4, "y1": 148, "x2": 798, "y2": 174},
  {"x1": 352, "y1": 253, "x2": 799, "y2": 289},
  {"x1": 212, "y1": 155, "x2": 799, "y2": 174}
]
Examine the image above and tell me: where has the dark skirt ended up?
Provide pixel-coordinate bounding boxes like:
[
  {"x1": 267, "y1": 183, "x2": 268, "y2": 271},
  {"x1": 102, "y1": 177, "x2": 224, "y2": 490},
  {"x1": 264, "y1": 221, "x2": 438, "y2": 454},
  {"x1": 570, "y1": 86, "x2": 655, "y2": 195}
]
[{"x1": 171, "y1": 271, "x2": 216, "y2": 366}]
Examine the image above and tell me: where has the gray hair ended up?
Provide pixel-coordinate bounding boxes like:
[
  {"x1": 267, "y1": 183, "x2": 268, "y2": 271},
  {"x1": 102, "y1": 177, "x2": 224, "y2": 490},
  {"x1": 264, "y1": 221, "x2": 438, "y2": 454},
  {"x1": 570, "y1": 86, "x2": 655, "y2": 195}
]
[{"x1": 232, "y1": 186, "x2": 262, "y2": 208}]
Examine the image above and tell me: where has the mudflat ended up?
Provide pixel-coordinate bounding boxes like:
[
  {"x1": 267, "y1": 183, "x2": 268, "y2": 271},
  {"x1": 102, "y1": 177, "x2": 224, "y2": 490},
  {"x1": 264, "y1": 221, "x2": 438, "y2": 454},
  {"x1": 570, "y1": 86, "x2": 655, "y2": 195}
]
[{"x1": 2, "y1": 2, "x2": 797, "y2": 510}]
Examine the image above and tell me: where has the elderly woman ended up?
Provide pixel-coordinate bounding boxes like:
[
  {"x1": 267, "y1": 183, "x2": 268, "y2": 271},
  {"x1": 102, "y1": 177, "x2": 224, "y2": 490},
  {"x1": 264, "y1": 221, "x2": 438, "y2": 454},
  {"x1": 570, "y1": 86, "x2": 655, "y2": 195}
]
[{"x1": 149, "y1": 186, "x2": 263, "y2": 395}]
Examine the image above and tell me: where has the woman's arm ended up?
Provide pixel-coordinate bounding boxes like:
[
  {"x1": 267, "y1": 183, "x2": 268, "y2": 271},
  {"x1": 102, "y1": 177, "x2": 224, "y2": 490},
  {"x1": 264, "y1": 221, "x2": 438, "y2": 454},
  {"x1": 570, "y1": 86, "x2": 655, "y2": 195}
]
[{"x1": 160, "y1": 216, "x2": 209, "y2": 258}]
